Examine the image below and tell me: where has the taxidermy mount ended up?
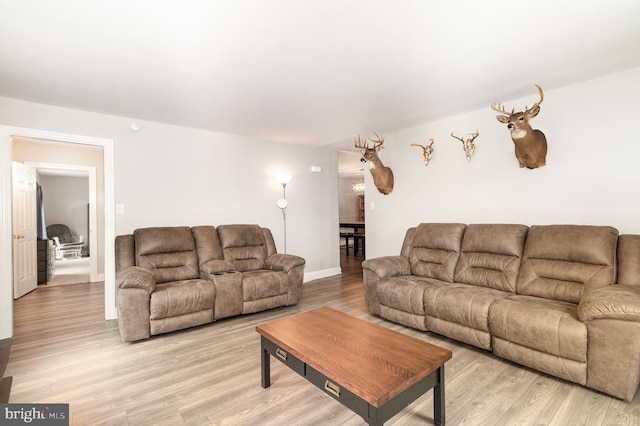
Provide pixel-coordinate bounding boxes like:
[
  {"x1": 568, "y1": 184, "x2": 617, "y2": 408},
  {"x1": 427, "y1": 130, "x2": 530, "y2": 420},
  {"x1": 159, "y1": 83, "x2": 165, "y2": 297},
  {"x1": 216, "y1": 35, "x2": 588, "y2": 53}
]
[
  {"x1": 491, "y1": 84, "x2": 547, "y2": 169},
  {"x1": 411, "y1": 138, "x2": 435, "y2": 166},
  {"x1": 354, "y1": 132, "x2": 394, "y2": 194}
]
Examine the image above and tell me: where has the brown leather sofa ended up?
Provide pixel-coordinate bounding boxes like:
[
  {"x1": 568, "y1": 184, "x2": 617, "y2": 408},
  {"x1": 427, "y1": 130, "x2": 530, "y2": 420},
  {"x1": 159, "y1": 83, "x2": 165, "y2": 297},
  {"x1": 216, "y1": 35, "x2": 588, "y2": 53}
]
[
  {"x1": 362, "y1": 223, "x2": 640, "y2": 401},
  {"x1": 115, "y1": 224, "x2": 305, "y2": 342}
]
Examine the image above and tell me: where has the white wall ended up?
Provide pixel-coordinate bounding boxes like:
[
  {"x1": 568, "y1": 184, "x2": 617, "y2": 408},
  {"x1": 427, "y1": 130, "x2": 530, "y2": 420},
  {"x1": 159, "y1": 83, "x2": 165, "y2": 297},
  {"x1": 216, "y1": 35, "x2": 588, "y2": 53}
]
[
  {"x1": 39, "y1": 175, "x2": 90, "y2": 255},
  {"x1": 363, "y1": 67, "x2": 640, "y2": 259},
  {"x1": 0, "y1": 96, "x2": 342, "y2": 331}
]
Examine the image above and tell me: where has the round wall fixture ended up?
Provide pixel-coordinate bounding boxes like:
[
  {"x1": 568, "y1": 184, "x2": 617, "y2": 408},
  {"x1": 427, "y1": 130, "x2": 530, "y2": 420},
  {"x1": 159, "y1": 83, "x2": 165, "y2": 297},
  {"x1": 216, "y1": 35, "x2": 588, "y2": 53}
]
[{"x1": 130, "y1": 122, "x2": 141, "y2": 132}]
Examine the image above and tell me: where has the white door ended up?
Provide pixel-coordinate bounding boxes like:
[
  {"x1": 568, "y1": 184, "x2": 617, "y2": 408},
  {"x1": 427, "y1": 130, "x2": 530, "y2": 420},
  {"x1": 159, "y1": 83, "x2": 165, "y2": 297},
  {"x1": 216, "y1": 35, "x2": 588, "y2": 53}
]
[{"x1": 12, "y1": 162, "x2": 38, "y2": 299}]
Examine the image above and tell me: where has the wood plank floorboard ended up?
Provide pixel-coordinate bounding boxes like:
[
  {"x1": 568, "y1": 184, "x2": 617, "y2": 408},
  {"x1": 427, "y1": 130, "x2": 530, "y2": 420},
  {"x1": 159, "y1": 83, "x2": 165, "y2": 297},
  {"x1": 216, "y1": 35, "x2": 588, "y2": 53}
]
[{"x1": 7, "y1": 248, "x2": 640, "y2": 425}]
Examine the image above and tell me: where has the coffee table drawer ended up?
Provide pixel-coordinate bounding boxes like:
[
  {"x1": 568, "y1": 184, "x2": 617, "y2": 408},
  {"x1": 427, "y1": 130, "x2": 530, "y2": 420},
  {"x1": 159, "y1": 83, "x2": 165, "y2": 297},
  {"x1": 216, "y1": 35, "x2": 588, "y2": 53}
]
[
  {"x1": 305, "y1": 365, "x2": 369, "y2": 419},
  {"x1": 261, "y1": 337, "x2": 305, "y2": 376}
]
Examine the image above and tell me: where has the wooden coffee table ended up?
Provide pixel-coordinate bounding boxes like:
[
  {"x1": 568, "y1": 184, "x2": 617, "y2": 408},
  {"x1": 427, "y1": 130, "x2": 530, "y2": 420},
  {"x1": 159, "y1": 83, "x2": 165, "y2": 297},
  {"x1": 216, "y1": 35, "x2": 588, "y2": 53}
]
[{"x1": 256, "y1": 307, "x2": 452, "y2": 425}]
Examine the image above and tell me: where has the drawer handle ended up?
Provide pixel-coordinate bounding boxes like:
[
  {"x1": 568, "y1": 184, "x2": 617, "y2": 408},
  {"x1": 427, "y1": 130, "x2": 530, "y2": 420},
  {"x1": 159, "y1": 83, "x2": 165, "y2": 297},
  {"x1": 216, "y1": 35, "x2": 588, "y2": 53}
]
[
  {"x1": 324, "y1": 380, "x2": 341, "y2": 398},
  {"x1": 276, "y1": 348, "x2": 287, "y2": 361}
]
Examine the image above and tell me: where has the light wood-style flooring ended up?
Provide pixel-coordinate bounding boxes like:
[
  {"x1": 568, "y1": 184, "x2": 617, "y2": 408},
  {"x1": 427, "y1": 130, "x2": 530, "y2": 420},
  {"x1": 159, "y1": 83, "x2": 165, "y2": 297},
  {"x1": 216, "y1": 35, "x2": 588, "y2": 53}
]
[{"x1": 8, "y1": 249, "x2": 640, "y2": 425}]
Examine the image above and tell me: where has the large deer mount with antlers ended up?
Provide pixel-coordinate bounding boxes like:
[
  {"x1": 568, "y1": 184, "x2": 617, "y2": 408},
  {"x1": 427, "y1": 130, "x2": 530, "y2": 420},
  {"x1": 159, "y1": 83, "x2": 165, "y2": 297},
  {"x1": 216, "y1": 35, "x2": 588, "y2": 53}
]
[
  {"x1": 492, "y1": 84, "x2": 548, "y2": 169},
  {"x1": 354, "y1": 132, "x2": 394, "y2": 195}
]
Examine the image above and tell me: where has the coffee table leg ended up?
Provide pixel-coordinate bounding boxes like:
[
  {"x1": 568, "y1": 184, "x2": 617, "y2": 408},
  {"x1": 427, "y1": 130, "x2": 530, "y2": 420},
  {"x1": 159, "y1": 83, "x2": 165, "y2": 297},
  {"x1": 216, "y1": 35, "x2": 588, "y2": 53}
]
[
  {"x1": 434, "y1": 365, "x2": 445, "y2": 426},
  {"x1": 261, "y1": 337, "x2": 270, "y2": 388},
  {"x1": 367, "y1": 406, "x2": 380, "y2": 426}
]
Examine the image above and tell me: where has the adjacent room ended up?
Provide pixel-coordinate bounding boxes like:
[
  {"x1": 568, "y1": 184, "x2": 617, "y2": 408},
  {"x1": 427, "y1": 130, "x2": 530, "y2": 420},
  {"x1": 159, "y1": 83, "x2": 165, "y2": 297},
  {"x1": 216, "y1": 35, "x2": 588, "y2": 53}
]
[{"x1": 1, "y1": 1, "x2": 640, "y2": 424}]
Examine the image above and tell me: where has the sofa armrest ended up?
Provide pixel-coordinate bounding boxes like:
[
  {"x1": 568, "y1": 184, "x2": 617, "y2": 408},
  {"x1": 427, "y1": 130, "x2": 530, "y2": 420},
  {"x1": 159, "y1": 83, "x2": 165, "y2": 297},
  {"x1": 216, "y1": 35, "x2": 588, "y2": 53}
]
[
  {"x1": 578, "y1": 285, "x2": 640, "y2": 400},
  {"x1": 265, "y1": 253, "x2": 306, "y2": 273},
  {"x1": 578, "y1": 285, "x2": 640, "y2": 322},
  {"x1": 362, "y1": 256, "x2": 410, "y2": 279},
  {"x1": 362, "y1": 256, "x2": 410, "y2": 316},
  {"x1": 116, "y1": 266, "x2": 156, "y2": 294},
  {"x1": 200, "y1": 259, "x2": 236, "y2": 275},
  {"x1": 266, "y1": 254, "x2": 305, "y2": 305}
]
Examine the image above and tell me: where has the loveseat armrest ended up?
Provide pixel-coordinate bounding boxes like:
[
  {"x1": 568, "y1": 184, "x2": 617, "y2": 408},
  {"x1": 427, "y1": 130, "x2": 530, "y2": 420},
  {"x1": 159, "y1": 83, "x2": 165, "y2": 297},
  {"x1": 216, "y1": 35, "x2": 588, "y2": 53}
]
[
  {"x1": 578, "y1": 285, "x2": 640, "y2": 322},
  {"x1": 116, "y1": 266, "x2": 154, "y2": 342},
  {"x1": 200, "y1": 259, "x2": 236, "y2": 278},
  {"x1": 578, "y1": 285, "x2": 640, "y2": 400},
  {"x1": 362, "y1": 255, "x2": 410, "y2": 279},
  {"x1": 116, "y1": 266, "x2": 156, "y2": 294},
  {"x1": 266, "y1": 254, "x2": 305, "y2": 305},
  {"x1": 265, "y1": 253, "x2": 306, "y2": 273}
]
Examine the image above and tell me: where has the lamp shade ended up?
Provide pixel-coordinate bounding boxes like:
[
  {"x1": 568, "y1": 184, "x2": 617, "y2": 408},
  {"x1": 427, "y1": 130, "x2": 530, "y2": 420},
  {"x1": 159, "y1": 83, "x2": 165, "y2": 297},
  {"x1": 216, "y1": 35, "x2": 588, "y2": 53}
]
[{"x1": 277, "y1": 175, "x2": 292, "y2": 185}]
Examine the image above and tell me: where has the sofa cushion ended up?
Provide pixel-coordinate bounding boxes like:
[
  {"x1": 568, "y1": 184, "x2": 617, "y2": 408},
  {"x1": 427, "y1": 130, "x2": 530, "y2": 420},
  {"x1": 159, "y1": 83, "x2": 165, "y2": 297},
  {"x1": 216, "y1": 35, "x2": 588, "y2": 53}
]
[
  {"x1": 489, "y1": 295, "x2": 587, "y2": 363},
  {"x1": 150, "y1": 279, "x2": 215, "y2": 320},
  {"x1": 191, "y1": 225, "x2": 224, "y2": 265},
  {"x1": 617, "y1": 234, "x2": 640, "y2": 286},
  {"x1": 408, "y1": 223, "x2": 466, "y2": 282},
  {"x1": 516, "y1": 225, "x2": 618, "y2": 303},
  {"x1": 217, "y1": 224, "x2": 268, "y2": 272},
  {"x1": 424, "y1": 282, "x2": 512, "y2": 333},
  {"x1": 453, "y1": 224, "x2": 528, "y2": 292},
  {"x1": 134, "y1": 227, "x2": 200, "y2": 284},
  {"x1": 377, "y1": 276, "x2": 432, "y2": 316},
  {"x1": 241, "y1": 270, "x2": 288, "y2": 302},
  {"x1": 423, "y1": 281, "x2": 512, "y2": 350}
]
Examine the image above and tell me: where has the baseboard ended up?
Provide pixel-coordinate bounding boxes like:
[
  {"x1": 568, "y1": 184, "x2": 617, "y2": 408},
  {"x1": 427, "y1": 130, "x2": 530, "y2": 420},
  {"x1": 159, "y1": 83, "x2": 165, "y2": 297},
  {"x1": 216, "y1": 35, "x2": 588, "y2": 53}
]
[{"x1": 303, "y1": 267, "x2": 342, "y2": 283}]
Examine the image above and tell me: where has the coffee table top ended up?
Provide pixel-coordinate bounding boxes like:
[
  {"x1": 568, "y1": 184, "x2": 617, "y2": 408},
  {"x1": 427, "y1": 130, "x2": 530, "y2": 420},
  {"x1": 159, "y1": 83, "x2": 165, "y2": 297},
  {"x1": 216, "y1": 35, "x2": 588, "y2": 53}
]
[{"x1": 256, "y1": 306, "x2": 452, "y2": 407}]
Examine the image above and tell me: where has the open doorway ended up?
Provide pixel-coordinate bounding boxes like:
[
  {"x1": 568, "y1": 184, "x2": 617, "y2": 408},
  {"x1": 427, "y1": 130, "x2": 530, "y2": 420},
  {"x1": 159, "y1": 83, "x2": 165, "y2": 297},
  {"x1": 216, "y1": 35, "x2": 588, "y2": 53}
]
[
  {"x1": 338, "y1": 150, "x2": 365, "y2": 259},
  {"x1": 34, "y1": 166, "x2": 96, "y2": 286},
  {"x1": 0, "y1": 126, "x2": 116, "y2": 341},
  {"x1": 13, "y1": 139, "x2": 103, "y2": 289}
]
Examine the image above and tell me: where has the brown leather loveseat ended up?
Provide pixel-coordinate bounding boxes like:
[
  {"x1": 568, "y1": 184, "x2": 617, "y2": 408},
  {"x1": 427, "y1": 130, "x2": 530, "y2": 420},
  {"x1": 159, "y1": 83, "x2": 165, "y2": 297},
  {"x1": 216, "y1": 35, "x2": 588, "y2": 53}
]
[
  {"x1": 362, "y1": 223, "x2": 640, "y2": 400},
  {"x1": 115, "y1": 224, "x2": 305, "y2": 342}
]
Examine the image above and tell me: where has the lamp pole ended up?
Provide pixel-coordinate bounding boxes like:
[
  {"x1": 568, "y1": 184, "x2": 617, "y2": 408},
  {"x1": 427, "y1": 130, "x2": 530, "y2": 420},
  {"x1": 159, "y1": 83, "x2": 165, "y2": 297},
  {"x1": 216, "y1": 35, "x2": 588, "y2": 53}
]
[
  {"x1": 281, "y1": 182, "x2": 287, "y2": 254},
  {"x1": 276, "y1": 175, "x2": 291, "y2": 254}
]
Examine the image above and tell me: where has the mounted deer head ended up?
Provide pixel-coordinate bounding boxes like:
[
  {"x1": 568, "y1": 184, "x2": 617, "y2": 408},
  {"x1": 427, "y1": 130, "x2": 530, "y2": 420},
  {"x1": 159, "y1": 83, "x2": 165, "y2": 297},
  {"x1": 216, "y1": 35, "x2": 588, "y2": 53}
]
[
  {"x1": 411, "y1": 138, "x2": 435, "y2": 166},
  {"x1": 450, "y1": 130, "x2": 479, "y2": 162},
  {"x1": 492, "y1": 84, "x2": 548, "y2": 169},
  {"x1": 354, "y1": 132, "x2": 394, "y2": 195}
]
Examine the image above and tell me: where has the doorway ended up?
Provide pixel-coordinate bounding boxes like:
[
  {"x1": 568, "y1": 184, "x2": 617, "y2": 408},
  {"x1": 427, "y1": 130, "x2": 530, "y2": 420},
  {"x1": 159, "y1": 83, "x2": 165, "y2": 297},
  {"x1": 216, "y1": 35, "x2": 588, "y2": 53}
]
[
  {"x1": 0, "y1": 126, "x2": 116, "y2": 340},
  {"x1": 338, "y1": 150, "x2": 365, "y2": 259},
  {"x1": 30, "y1": 163, "x2": 98, "y2": 286},
  {"x1": 13, "y1": 140, "x2": 102, "y2": 287}
]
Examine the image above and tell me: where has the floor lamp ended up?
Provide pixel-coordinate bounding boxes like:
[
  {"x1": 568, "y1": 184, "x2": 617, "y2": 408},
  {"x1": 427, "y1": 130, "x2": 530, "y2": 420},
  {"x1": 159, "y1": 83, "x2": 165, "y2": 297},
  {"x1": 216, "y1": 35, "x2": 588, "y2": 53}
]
[{"x1": 276, "y1": 175, "x2": 291, "y2": 253}]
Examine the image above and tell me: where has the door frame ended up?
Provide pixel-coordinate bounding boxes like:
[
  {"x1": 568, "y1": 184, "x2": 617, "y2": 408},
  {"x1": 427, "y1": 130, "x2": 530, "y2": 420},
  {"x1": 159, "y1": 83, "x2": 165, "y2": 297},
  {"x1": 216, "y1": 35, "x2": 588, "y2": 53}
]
[
  {"x1": 26, "y1": 162, "x2": 100, "y2": 282},
  {"x1": 0, "y1": 126, "x2": 116, "y2": 340}
]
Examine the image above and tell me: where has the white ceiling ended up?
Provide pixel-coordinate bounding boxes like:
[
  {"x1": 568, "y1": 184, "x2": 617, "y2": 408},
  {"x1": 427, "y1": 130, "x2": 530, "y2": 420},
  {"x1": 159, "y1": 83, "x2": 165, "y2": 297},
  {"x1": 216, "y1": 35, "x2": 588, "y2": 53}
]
[{"x1": 1, "y1": 1, "x2": 639, "y2": 146}]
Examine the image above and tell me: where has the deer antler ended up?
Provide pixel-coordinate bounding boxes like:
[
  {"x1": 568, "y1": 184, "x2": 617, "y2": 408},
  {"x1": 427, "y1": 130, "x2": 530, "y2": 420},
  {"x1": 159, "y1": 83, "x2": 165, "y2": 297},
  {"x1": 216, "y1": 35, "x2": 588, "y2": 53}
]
[
  {"x1": 410, "y1": 142, "x2": 423, "y2": 149},
  {"x1": 526, "y1": 84, "x2": 544, "y2": 111},
  {"x1": 491, "y1": 101, "x2": 515, "y2": 116},
  {"x1": 450, "y1": 132, "x2": 465, "y2": 143},
  {"x1": 354, "y1": 134, "x2": 369, "y2": 150},
  {"x1": 411, "y1": 138, "x2": 434, "y2": 150},
  {"x1": 368, "y1": 132, "x2": 385, "y2": 150},
  {"x1": 469, "y1": 130, "x2": 480, "y2": 141},
  {"x1": 492, "y1": 85, "x2": 545, "y2": 115}
]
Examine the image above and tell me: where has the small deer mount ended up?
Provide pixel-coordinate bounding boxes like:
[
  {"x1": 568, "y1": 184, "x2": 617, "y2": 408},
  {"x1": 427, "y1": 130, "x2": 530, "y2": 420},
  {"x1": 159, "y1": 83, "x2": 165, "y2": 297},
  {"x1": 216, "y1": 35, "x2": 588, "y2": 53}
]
[
  {"x1": 492, "y1": 84, "x2": 548, "y2": 169},
  {"x1": 450, "y1": 130, "x2": 479, "y2": 162},
  {"x1": 411, "y1": 138, "x2": 435, "y2": 166},
  {"x1": 354, "y1": 132, "x2": 394, "y2": 195}
]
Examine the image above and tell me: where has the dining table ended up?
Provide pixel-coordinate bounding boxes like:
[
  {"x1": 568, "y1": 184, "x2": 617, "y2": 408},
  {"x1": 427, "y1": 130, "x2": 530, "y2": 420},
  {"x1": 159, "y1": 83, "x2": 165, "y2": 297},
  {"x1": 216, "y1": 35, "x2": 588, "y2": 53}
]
[{"x1": 339, "y1": 221, "x2": 365, "y2": 256}]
